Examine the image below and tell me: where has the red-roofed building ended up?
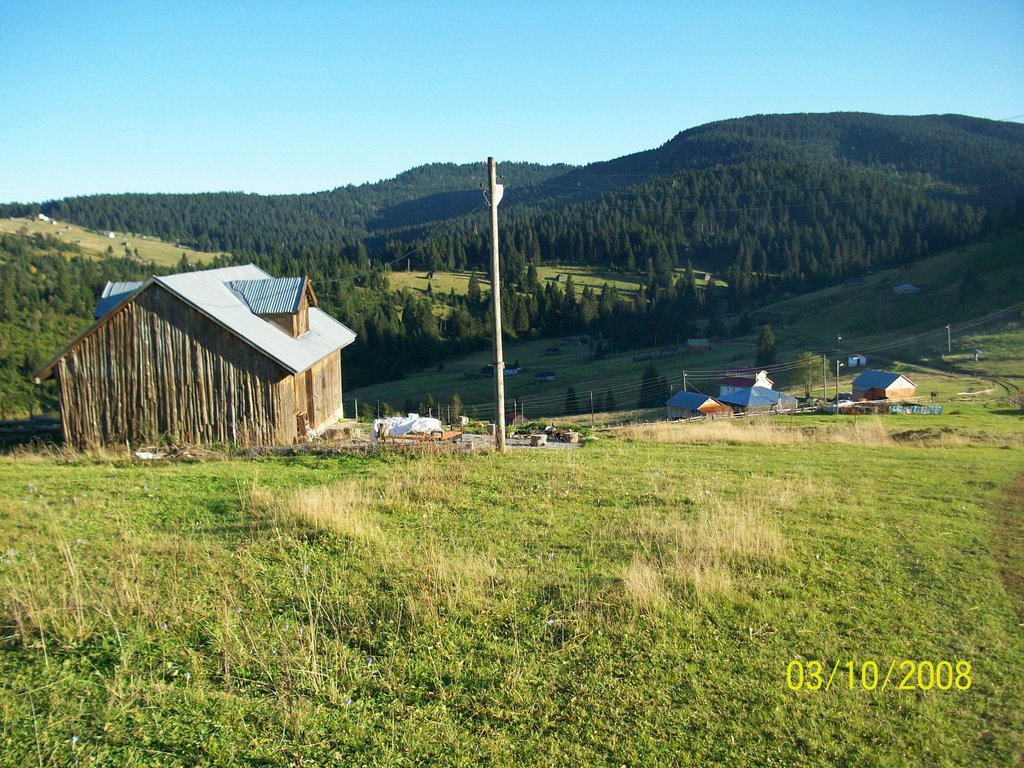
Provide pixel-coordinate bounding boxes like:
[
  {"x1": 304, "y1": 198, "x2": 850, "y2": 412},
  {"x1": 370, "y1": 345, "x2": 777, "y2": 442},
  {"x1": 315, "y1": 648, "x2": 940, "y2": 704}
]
[{"x1": 719, "y1": 369, "x2": 773, "y2": 397}]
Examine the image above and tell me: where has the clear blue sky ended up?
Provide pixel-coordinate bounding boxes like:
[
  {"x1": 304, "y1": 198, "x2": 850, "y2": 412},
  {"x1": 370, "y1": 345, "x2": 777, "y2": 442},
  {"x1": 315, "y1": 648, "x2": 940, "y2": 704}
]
[{"x1": 2, "y1": 0, "x2": 1022, "y2": 203}]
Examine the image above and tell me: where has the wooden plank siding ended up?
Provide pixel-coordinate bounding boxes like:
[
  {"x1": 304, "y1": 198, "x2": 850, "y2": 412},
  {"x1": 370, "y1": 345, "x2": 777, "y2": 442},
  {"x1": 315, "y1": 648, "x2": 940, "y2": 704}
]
[
  {"x1": 854, "y1": 386, "x2": 917, "y2": 401},
  {"x1": 310, "y1": 349, "x2": 343, "y2": 427},
  {"x1": 53, "y1": 284, "x2": 306, "y2": 448}
]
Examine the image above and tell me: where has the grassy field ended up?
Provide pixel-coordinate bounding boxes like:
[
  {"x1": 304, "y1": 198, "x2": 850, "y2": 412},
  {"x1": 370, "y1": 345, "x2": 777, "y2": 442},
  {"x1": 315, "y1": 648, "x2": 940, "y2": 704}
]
[
  {"x1": 385, "y1": 263, "x2": 721, "y2": 301},
  {"x1": 755, "y1": 228, "x2": 1024, "y2": 363},
  {"x1": 353, "y1": 230, "x2": 1024, "y2": 419},
  {"x1": 348, "y1": 332, "x2": 1011, "y2": 423},
  {"x1": 349, "y1": 334, "x2": 759, "y2": 418},
  {"x1": 0, "y1": 413, "x2": 1021, "y2": 765},
  {"x1": 0, "y1": 217, "x2": 222, "y2": 268}
]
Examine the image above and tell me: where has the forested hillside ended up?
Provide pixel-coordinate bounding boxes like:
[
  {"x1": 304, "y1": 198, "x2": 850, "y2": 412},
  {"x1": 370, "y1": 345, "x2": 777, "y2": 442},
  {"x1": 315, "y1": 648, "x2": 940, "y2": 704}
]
[
  {"x1": 0, "y1": 233, "x2": 163, "y2": 415},
  {"x1": 3, "y1": 112, "x2": 1023, "y2": 404},
  {"x1": 1, "y1": 163, "x2": 573, "y2": 255}
]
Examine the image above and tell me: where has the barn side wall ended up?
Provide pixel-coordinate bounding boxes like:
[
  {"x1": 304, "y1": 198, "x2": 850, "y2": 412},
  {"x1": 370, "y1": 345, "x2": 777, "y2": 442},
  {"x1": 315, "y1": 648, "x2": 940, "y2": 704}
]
[
  {"x1": 308, "y1": 349, "x2": 343, "y2": 429},
  {"x1": 884, "y1": 385, "x2": 916, "y2": 400},
  {"x1": 54, "y1": 285, "x2": 298, "y2": 448}
]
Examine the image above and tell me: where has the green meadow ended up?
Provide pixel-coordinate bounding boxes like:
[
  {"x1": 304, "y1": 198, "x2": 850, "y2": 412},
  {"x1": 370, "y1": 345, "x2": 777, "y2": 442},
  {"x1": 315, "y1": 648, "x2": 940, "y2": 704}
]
[
  {"x1": 0, "y1": 217, "x2": 218, "y2": 269},
  {"x1": 385, "y1": 263, "x2": 720, "y2": 302},
  {"x1": 354, "y1": 230, "x2": 1024, "y2": 419},
  {"x1": 1, "y1": 410, "x2": 1022, "y2": 766}
]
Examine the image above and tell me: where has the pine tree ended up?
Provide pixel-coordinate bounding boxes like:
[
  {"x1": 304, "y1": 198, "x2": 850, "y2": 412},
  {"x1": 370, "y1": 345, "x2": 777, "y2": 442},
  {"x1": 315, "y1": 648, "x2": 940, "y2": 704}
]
[
  {"x1": 637, "y1": 364, "x2": 663, "y2": 408},
  {"x1": 467, "y1": 271, "x2": 482, "y2": 306},
  {"x1": 756, "y1": 324, "x2": 777, "y2": 366},
  {"x1": 603, "y1": 389, "x2": 616, "y2": 412},
  {"x1": 564, "y1": 386, "x2": 580, "y2": 415}
]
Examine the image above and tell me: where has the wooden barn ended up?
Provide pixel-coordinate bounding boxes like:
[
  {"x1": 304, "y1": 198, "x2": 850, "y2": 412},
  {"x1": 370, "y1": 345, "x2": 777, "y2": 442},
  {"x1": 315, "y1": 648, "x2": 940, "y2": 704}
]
[
  {"x1": 851, "y1": 370, "x2": 916, "y2": 401},
  {"x1": 665, "y1": 390, "x2": 731, "y2": 419},
  {"x1": 35, "y1": 265, "x2": 357, "y2": 448},
  {"x1": 717, "y1": 386, "x2": 799, "y2": 414}
]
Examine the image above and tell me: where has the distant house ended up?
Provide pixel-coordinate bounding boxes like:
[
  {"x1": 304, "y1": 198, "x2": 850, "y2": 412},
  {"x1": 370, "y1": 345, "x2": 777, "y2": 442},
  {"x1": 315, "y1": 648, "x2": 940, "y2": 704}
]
[
  {"x1": 37, "y1": 213, "x2": 51, "y2": 222},
  {"x1": 106, "y1": 231, "x2": 117, "y2": 238},
  {"x1": 847, "y1": 354, "x2": 868, "y2": 367},
  {"x1": 503, "y1": 366, "x2": 522, "y2": 377},
  {"x1": 665, "y1": 390, "x2": 731, "y2": 419},
  {"x1": 35, "y1": 264, "x2": 357, "y2": 448},
  {"x1": 851, "y1": 370, "x2": 916, "y2": 401},
  {"x1": 717, "y1": 386, "x2": 798, "y2": 414},
  {"x1": 720, "y1": 369, "x2": 773, "y2": 397},
  {"x1": 534, "y1": 371, "x2": 556, "y2": 383},
  {"x1": 687, "y1": 338, "x2": 711, "y2": 351},
  {"x1": 894, "y1": 283, "x2": 920, "y2": 295}
]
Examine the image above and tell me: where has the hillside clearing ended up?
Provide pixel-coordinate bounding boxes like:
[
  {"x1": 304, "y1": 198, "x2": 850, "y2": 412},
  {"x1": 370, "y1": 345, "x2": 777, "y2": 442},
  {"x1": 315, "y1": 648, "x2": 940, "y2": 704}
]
[
  {"x1": 0, "y1": 217, "x2": 221, "y2": 268},
  {"x1": 385, "y1": 263, "x2": 723, "y2": 301}
]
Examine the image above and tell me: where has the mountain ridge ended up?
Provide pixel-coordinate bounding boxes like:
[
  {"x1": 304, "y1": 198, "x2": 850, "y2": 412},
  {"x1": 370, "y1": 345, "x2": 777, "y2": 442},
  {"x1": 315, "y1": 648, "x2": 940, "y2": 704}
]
[{"x1": 3, "y1": 112, "x2": 1021, "y2": 257}]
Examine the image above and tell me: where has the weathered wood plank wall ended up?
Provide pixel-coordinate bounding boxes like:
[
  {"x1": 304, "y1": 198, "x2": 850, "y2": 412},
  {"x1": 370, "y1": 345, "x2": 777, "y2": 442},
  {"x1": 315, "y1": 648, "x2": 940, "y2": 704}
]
[{"x1": 55, "y1": 285, "x2": 298, "y2": 448}]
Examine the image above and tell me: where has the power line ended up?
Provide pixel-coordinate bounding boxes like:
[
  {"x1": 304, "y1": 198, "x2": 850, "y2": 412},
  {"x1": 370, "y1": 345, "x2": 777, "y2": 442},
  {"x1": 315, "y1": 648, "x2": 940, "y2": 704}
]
[{"x1": 408, "y1": 300, "x2": 1024, "y2": 416}]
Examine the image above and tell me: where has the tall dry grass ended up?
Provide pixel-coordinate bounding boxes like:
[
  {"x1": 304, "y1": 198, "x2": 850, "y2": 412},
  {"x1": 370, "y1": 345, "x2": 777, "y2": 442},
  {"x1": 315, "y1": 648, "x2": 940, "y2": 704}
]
[
  {"x1": 622, "y1": 555, "x2": 669, "y2": 612},
  {"x1": 619, "y1": 477, "x2": 794, "y2": 608},
  {"x1": 620, "y1": 417, "x2": 901, "y2": 447},
  {"x1": 285, "y1": 482, "x2": 382, "y2": 543}
]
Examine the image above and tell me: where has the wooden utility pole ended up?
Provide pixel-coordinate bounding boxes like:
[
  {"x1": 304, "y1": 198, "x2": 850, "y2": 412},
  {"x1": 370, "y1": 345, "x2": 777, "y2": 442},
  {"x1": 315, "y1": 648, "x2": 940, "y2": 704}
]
[{"x1": 488, "y1": 157, "x2": 506, "y2": 453}]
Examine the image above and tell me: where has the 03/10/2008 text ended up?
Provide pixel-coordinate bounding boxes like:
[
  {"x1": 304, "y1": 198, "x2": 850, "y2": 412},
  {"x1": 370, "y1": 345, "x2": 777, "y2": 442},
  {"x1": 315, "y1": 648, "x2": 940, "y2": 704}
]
[{"x1": 786, "y1": 659, "x2": 972, "y2": 692}]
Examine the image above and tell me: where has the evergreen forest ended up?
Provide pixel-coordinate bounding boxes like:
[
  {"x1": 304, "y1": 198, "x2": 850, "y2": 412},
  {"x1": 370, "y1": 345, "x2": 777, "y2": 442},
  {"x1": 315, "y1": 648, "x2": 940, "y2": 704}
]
[{"x1": 3, "y1": 112, "x2": 1023, "y2": 413}]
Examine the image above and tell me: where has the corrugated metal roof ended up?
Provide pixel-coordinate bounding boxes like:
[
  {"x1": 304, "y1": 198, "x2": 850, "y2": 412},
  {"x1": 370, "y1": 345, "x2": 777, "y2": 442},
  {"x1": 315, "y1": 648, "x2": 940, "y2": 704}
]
[
  {"x1": 665, "y1": 391, "x2": 718, "y2": 410},
  {"x1": 154, "y1": 266, "x2": 354, "y2": 373},
  {"x1": 851, "y1": 370, "x2": 914, "y2": 389},
  {"x1": 71, "y1": 265, "x2": 355, "y2": 377},
  {"x1": 94, "y1": 281, "x2": 145, "y2": 318},
  {"x1": 717, "y1": 386, "x2": 798, "y2": 408},
  {"x1": 226, "y1": 277, "x2": 306, "y2": 315},
  {"x1": 720, "y1": 376, "x2": 757, "y2": 388}
]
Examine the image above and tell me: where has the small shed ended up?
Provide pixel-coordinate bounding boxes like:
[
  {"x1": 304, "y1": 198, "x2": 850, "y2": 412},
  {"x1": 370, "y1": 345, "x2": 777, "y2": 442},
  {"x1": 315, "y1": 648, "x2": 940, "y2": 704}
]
[
  {"x1": 847, "y1": 354, "x2": 868, "y2": 367},
  {"x1": 894, "y1": 283, "x2": 920, "y2": 295},
  {"x1": 851, "y1": 370, "x2": 916, "y2": 401},
  {"x1": 717, "y1": 386, "x2": 798, "y2": 414},
  {"x1": 687, "y1": 338, "x2": 711, "y2": 351},
  {"x1": 665, "y1": 390, "x2": 731, "y2": 419}
]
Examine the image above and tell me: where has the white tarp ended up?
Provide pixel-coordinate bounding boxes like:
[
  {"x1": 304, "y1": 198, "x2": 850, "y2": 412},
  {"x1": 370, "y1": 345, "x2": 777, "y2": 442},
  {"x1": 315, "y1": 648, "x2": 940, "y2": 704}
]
[{"x1": 371, "y1": 415, "x2": 444, "y2": 442}]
